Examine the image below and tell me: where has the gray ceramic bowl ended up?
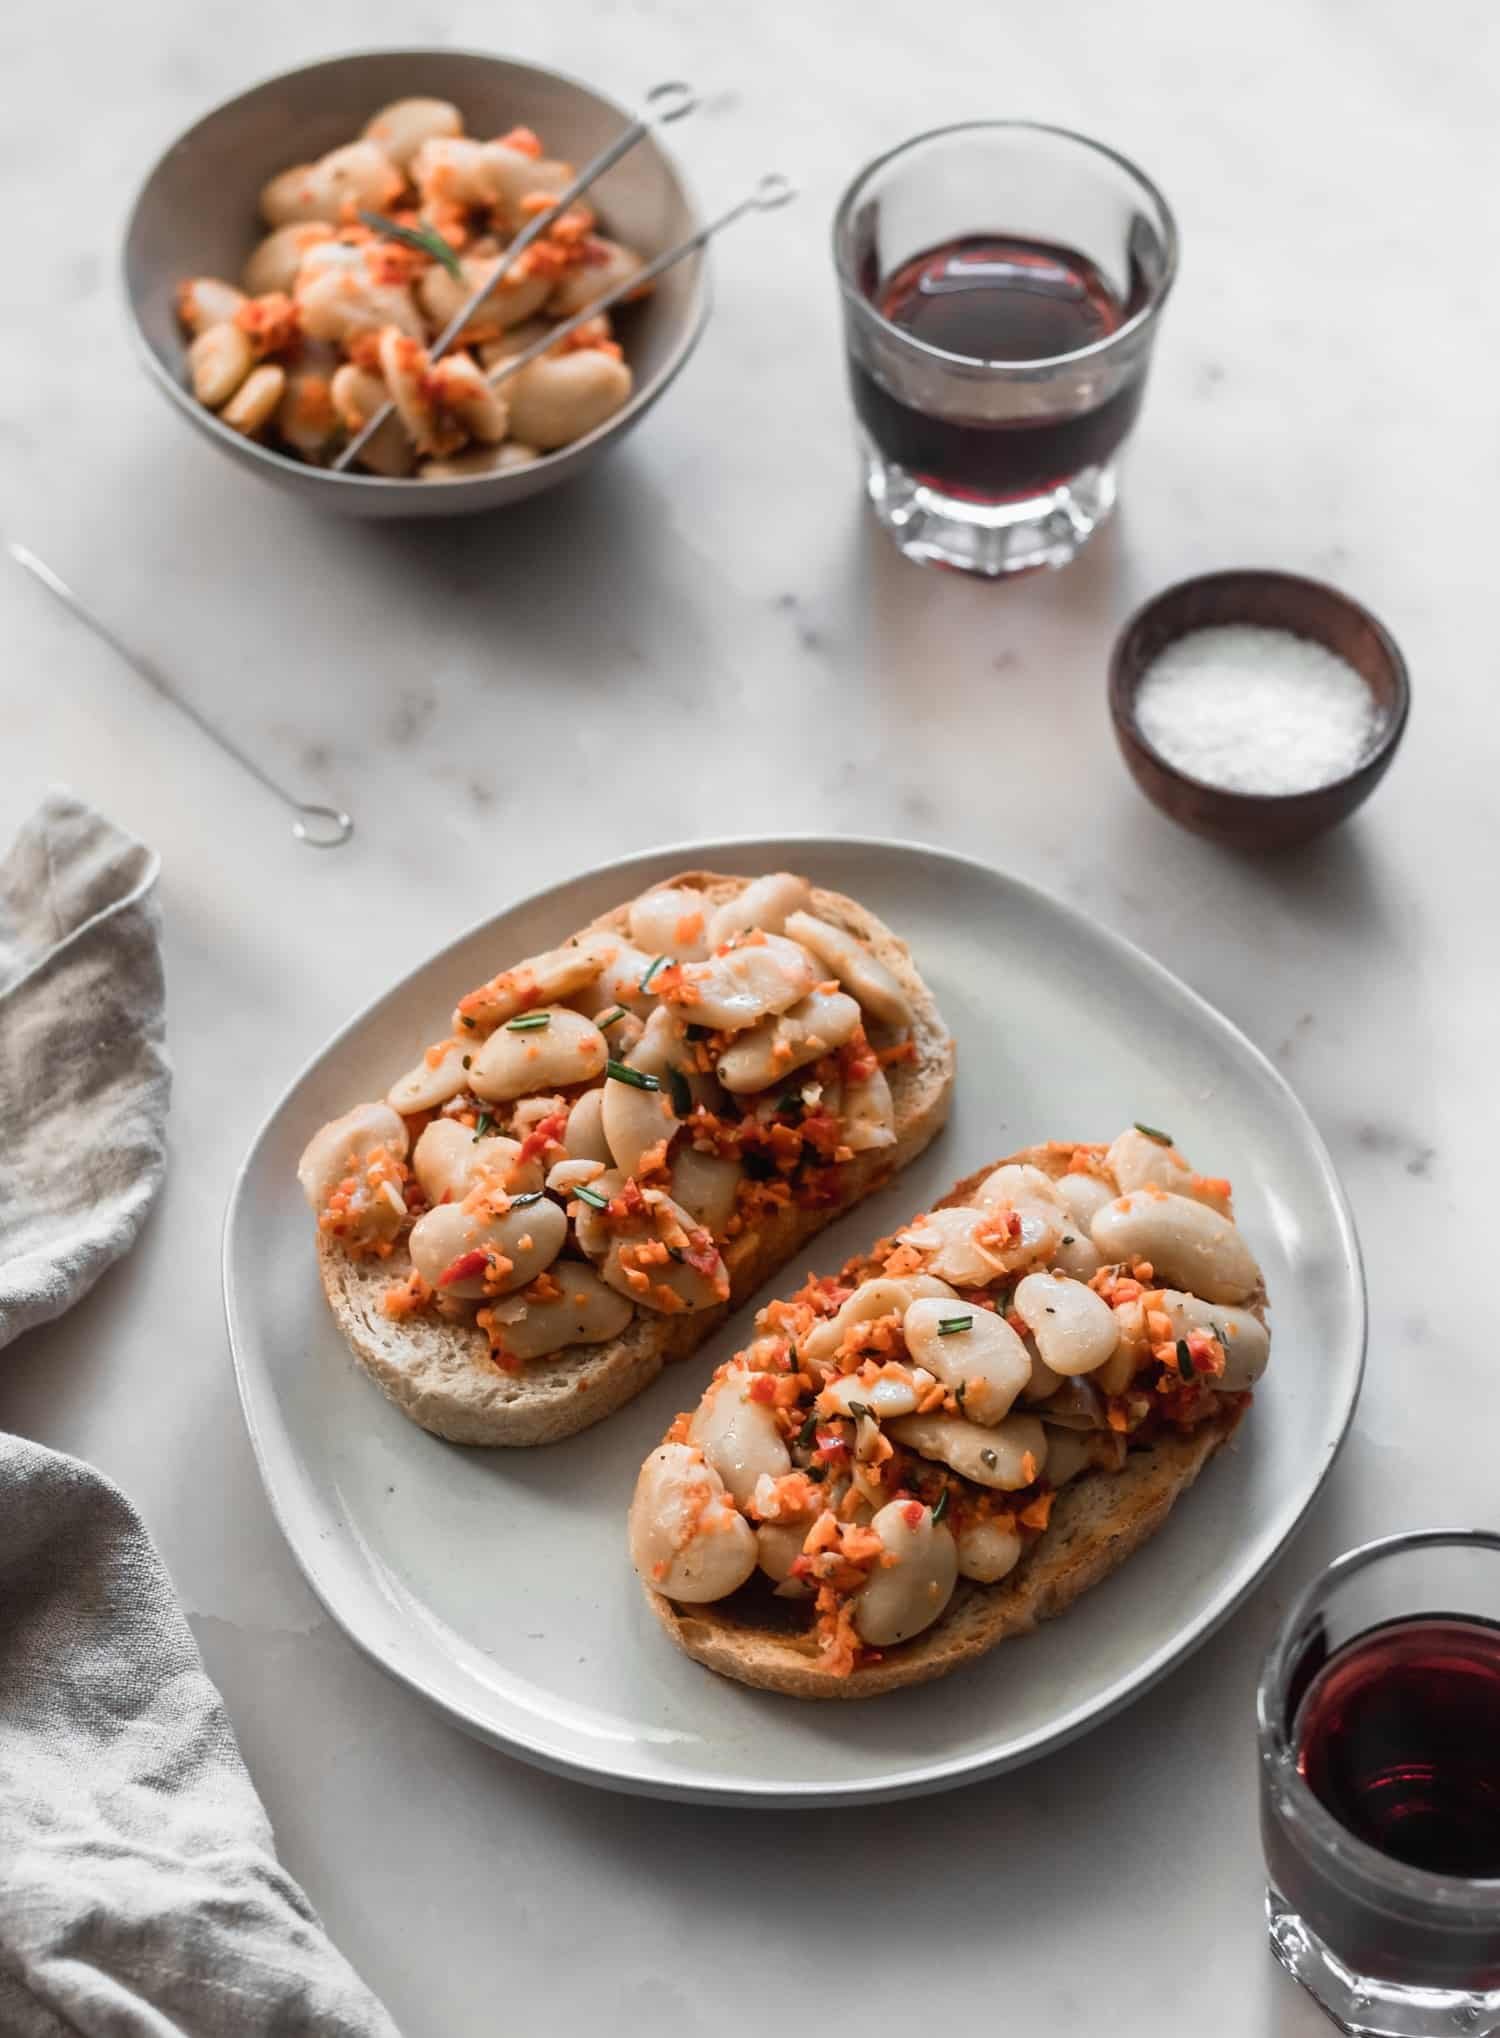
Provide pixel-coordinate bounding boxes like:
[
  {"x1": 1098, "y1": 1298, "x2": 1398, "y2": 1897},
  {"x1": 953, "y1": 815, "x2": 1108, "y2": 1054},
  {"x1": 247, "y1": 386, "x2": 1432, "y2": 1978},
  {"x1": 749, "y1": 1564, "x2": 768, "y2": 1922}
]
[{"x1": 123, "y1": 49, "x2": 708, "y2": 518}]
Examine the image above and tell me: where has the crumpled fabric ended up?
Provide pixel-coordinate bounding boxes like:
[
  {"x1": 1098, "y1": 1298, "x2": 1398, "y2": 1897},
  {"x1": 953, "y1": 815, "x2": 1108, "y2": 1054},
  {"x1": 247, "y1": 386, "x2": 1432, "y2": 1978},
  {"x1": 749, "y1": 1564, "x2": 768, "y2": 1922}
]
[
  {"x1": 0, "y1": 790, "x2": 399, "y2": 2036},
  {"x1": 0, "y1": 786, "x2": 169, "y2": 1349}
]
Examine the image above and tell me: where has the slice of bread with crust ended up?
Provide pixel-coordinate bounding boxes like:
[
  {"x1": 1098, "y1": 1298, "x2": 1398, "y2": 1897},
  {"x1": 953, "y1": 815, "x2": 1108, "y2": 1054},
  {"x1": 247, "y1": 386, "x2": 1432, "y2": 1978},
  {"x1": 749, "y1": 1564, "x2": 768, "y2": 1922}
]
[
  {"x1": 316, "y1": 873, "x2": 954, "y2": 1447},
  {"x1": 644, "y1": 1143, "x2": 1263, "y2": 1697}
]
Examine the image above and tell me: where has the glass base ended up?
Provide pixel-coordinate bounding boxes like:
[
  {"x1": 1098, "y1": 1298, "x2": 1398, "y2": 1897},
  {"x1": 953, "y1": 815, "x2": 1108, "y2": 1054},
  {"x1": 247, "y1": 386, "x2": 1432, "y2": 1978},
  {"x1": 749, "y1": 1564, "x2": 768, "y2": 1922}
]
[
  {"x1": 863, "y1": 448, "x2": 1116, "y2": 577},
  {"x1": 1267, "y1": 1889, "x2": 1500, "y2": 2036}
]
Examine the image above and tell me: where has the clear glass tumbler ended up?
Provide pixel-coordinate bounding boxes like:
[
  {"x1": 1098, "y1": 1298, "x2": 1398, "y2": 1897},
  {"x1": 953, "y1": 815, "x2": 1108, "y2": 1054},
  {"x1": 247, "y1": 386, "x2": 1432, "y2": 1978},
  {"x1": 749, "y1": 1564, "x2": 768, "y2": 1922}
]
[
  {"x1": 832, "y1": 121, "x2": 1178, "y2": 578},
  {"x1": 1258, "y1": 1532, "x2": 1500, "y2": 2036}
]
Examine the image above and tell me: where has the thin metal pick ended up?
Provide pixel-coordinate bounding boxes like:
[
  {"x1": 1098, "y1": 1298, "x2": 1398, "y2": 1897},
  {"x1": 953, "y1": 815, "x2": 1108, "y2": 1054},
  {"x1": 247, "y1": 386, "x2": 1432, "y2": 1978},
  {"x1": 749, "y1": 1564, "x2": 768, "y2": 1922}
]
[
  {"x1": 8, "y1": 543, "x2": 353, "y2": 848},
  {"x1": 480, "y1": 173, "x2": 798, "y2": 396},
  {"x1": 334, "y1": 77, "x2": 699, "y2": 474}
]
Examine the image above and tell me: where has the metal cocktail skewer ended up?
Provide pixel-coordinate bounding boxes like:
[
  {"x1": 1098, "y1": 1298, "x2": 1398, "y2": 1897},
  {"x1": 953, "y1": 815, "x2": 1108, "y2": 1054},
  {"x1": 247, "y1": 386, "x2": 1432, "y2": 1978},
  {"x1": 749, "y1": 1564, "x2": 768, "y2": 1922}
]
[
  {"x1": 8, "y1": 543, "x2": 353, "y2": 848},
  {"x1": 334, "y1": 78, "x2": 699, "y2": 474},
  {"x1": 479, "y1": 173, "x2": 797, "y2": 397}
]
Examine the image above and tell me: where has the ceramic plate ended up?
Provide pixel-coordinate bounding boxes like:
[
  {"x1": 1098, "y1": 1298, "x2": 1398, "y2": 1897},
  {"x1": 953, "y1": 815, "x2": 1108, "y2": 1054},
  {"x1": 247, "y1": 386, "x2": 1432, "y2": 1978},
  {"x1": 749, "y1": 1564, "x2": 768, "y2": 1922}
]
[{"x1": 224, "y1": 837, "x2": 1364, "y2": 1805}]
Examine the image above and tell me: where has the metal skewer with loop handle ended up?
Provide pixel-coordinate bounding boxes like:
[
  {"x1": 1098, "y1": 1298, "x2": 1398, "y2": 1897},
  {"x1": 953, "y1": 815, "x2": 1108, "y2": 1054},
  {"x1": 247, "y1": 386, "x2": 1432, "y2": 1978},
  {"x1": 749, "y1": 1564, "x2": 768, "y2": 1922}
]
[
  {"x1": 7, "y1": 543, "x2": 354, "y2": 848},
  {"x1": 335, "y1": 78, "x2": 700, "y2": 475},
  {"x1": 479, "y1": 172, "x2": 797, "y2": 399}
]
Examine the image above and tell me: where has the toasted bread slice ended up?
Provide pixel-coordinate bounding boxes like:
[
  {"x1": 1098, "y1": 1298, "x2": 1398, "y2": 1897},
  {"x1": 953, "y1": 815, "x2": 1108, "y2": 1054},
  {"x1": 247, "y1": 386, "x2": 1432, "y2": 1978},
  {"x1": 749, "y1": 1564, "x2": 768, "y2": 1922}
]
[
  {"x1": 317, "y1": 873, "x2": 954, "y2": 1447},
  {"x1": 644, "y1": 1144, "x2": 1262, "y2": 1696}
]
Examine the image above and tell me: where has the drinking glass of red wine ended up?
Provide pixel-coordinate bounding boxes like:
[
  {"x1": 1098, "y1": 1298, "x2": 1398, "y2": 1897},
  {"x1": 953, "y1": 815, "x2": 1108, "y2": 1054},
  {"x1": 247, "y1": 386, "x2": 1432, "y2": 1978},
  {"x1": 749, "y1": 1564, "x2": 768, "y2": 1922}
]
[
  {"x1": 833, "y1": 121, "x2": 1178, "y2": 578},
  {"x1": 1259, "y1": 1532, "x2": 1500, "y2": 2035}
]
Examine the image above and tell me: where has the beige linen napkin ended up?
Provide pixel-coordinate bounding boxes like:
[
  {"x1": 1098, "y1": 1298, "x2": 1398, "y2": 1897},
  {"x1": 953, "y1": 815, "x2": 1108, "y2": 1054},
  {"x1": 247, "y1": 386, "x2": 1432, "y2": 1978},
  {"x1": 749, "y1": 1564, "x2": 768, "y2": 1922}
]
[{"x1": 0, "y1": 789, "x2": 399, "y2": 2037}]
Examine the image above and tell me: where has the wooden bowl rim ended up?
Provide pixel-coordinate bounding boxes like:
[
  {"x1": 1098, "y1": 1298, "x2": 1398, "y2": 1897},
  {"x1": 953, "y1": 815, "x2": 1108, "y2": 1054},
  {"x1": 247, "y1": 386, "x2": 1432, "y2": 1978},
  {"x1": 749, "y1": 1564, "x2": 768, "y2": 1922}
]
[{"x1": 1108, "y1": 568, "x2": 1411, "y2": 813}]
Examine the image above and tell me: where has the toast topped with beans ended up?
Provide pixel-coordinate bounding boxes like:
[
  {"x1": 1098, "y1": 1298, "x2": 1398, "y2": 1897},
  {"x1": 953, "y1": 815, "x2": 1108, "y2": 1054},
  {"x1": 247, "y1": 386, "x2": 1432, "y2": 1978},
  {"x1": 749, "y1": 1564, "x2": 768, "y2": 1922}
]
[
  {"x1": 631, "y1": 1131, "x2": 1268, "y2": 1696},
  {"x1": 297, "y1": 871, "x2": 954, "y2": 1445}
]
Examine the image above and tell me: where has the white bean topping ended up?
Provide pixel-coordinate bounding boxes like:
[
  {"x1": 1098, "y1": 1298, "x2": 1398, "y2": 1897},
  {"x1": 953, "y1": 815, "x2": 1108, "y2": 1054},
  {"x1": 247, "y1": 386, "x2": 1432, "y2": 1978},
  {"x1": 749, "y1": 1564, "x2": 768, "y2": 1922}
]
[
  {"x1": 220, "y1": 364, "x2": 285, "y2": 436},
  {"x1": 428, "y1": 351, "x2": 509, "y2": 444},
  {"x1": 546, "y1": 1157, "x2": 606, "y2": 1194},
  {"x1": 756, "y1": 1521, "x2": 812, "y2": 1593},
  {"x1": 386, "y1": 1040, "x2": 468, "y2": 1114},
  {"x1": 842, "y1": 1061, "x2": 896, "y2": 1152},
  {"x1": 689, "y1": 1362, "x2": 791, "y2": 1505},
  {"x1": 378, "y1": 327, "x2": 457, "y2": 456},
  {"x1": 415, "y1": 255, "x2": 552, "y2": 341},
  {"x1": 1020, "y1": 1343, "x2": 1065, "y2": 1404},
  {"x1": 627, "y1": 886, "x2": 713, "y2": 960},
  {"x1": 482, "y1": 1264, "x2": 632, "y2": 1361},
  {"x1": 601, "y1": 1041, "x2": 680, "y2": 1177},
  {"x1": 897, "y1": 1204, "x2": 1051, "y2": 1286},
  {"x1": 297, "y1": 1101, "x2": 408, "y2": 1212},
  {"x1": 669, "y1": 1144, "x2": 742, "y2": 1236},
  {"x1": 1156, "y1": 1291, "x2": 1270, "y2": 1390},
  {"x1": 548, "y1": 237, "x2": 645, "y2": 318},
  {"x1": 974, "y1": 1162, "x2": 1068, "y2": 1239},
  {"x1": 297, "y1": 264, "x2": 425, "y2": 347},
  {"x1": 599, "y1": 1190, "x2": 727, "y2": 1314},
  {"x1": 188, "y1": 323, "x2": 253, "y2": 409},
  {"x1": 567, "y1": 932, "x2": 662, "y2": 1015},
  {"x1": 782, "y1": 910, "x2": 912, "y2": 1030},
  {"x1": 1109, "y1": 1127, "x2": 1232, "y2": 1212},
  {"x1": 407, "y1": 1193, "x2": 565, "y2": 1298},
  {"x1": 260, "y1": 141, "x2": 403, "y2": 226},
  {"x1": 798, "y1": 1275, "x2": 958, "y2": 1368},
  {"x1": 715, "y1": 988, "x2": 862, "y2": 1095},
  {"x1": 1058, "y1": 1171, "x2": 1114, "y2": 1229},
  {"x1": 418, "y1": 442, "x2": 541, "y2": 481},
  {"x1": 1053, "y1": 1224, "x2": 1105, "y2": 1281},
  {"x1": 956, "y1": 1516, "x2": 1023, "y2": 1584},
  {"x1": 275, "y1": 366, "x2": 338, "y2": 458},
  {"x1": 177, "y1": 277, "x2": 247, "y2": 335},
  {"x1": 1090, "y1": 1190, "x2": 1260, "y2": 1304},
  {"x1": 629, "y1": 1444, "x2": 758, "y2": 1603},
  {"x1": 410, "y1": 135, "x2": 496, "y2": 207},
  {"x1": 902, "y1": 1298, "x2": 1031, "y2": 1423},
  {"x1": 1012, "y1": 1271, "x2": 1121, "y2": 1377},
  {"x1": 570, "y1": 1167, "x2": 622, "y2": 1261},
  {"x1": 412, "y1": 1119, "x2": 541, "y2": 1204},
  {"x1": 454, "y1": 942, "x2": 607, "y2": 1034},
  {"x1": 853, "y1": 1502, "x2": 958, "y2": 1646},
  {"x1": 887, "y1": 1411, "x2": 1049, "y2": 1492},
  {"x1": 468, "y1": 1006, "x2": 607, "y2": 1103},
  {"x1": 563, "y1": 1086, "x2": 612, "y2": 1167},
  {"x1": 363, "y1": 96, "x2": 463, "y2": 170},
  {"x1": 330, "y1": 364, "x2": 416, "y2": 477},
  {"x1": 1044, "y1": 1426, "x2": 1126, "y2": 1488},
  {"x1": 818, "y1": 1368, "x2": 928, "y2": 1420},
  {"x1": 673, "y1": 934, "x2": 821, "y2": 1033},
  {"x1": 241, "y1": 222, "x2": 334, "y2": 296},
  {"x1": 705, "y1": 873, "x2": 812, "y2": 945},
  {"x1": 506, "y1": 350, "x2": 633, "y2": 452}
]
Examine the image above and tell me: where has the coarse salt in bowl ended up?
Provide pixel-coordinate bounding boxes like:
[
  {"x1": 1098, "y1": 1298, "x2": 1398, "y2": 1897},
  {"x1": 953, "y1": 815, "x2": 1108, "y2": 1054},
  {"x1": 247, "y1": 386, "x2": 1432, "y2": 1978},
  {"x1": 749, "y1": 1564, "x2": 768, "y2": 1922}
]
[
  {"x1": 1133, "y1": 626, "x2": 1379, "y2": 797},
  {"x1": 1108, "y1": 570, "x2": 1411, "y2": 851}
]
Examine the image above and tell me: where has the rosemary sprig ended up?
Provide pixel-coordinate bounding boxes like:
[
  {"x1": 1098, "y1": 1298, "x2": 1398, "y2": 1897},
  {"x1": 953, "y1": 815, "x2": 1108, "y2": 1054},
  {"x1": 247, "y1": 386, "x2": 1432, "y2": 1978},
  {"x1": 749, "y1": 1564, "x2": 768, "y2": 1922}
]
[{"x1": 357, "y1": 208, "x2": 463, "y2": 279}]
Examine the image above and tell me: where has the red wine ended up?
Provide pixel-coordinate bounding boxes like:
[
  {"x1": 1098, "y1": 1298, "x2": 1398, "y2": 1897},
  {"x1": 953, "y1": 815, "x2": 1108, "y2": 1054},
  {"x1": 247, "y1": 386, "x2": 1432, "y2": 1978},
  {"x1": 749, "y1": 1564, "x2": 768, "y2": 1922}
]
[
  {"x1": 1295, "y1": 1616, "x2": 1500, "y2": 1877},
  {"x1": 851, "y1": 233, "x2": 1150, "y2": 502}
]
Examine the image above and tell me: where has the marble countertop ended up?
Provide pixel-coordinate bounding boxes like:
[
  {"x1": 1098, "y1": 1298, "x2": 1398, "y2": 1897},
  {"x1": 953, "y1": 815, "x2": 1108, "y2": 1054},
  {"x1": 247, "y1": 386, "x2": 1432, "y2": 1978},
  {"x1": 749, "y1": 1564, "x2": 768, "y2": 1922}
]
[{"x1": 3, "y1": 0, "x2": 1494, "y2": 2030}]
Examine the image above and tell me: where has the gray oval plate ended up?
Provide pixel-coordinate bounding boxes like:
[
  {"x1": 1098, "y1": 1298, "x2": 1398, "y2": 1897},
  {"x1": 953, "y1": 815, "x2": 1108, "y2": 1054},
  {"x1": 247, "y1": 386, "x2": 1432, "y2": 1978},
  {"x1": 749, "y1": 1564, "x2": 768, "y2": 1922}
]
[{"x1": 223, "y1": 837, "x2": 1364, "y2": 1805}]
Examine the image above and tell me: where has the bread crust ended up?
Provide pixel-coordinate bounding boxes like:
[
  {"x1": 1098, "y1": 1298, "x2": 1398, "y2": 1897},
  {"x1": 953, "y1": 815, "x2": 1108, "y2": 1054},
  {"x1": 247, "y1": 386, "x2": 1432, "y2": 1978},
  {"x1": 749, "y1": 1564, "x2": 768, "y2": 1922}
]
[
  {"x1": 643, "y1": 1142, "x2": 1261, "y2": 1696},
  {"x1": 316, "y1": 873, "x2": 954, "y2": 1447}
]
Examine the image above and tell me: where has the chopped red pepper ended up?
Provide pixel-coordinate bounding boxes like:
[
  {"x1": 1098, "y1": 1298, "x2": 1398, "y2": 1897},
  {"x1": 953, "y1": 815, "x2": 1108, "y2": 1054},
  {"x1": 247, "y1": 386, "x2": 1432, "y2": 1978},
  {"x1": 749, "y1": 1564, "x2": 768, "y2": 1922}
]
[
  {"x1": 517, "y1": 1110, "x2": 568, "y2": 1165},
  {"x1": 747, "y1": 1374, "x2": 778, "y2": 1405},
  {"x1": 902, "y1": 1501, "x2": 924, "y2": 1529},
  {"x1": 437, "y1": 1248, "x2": 488, "y2": 1287}
]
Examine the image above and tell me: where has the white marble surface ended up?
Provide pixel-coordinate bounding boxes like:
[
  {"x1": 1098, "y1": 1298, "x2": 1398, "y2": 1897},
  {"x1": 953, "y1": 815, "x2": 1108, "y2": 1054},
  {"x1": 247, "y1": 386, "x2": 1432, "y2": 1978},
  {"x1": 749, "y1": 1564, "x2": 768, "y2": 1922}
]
[{"x1": 2, "y1": 0, "x2": 1495, "y2": 2030}]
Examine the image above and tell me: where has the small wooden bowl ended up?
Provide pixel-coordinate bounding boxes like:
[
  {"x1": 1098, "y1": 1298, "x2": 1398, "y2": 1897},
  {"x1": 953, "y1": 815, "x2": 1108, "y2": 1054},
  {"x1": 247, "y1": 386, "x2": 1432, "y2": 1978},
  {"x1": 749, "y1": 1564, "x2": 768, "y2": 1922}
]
[{"x1": 1109, "y1": 570, "x2": 1410, "y2": 850}]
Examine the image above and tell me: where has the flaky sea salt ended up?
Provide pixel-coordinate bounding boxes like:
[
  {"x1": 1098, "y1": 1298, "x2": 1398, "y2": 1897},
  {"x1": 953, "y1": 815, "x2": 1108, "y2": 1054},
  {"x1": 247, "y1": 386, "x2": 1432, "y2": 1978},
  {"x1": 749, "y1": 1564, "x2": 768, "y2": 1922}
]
[{"x1": 1134, "y1": 624, "x2": 1380, "y2": 795}]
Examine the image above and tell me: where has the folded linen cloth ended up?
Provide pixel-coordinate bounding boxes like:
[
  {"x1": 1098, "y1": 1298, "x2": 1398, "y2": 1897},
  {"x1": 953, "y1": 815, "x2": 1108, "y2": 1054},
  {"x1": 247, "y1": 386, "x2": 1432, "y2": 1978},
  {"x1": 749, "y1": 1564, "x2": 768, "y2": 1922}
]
[
  {"x1": 0, "y1": 786, "x2": 169, "y2": 1349},
  {"x1": 0, "y1": 791, "x2": 398, "y2": 2037}
]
